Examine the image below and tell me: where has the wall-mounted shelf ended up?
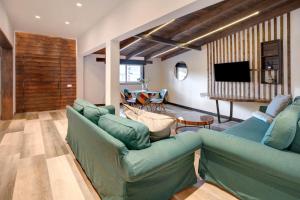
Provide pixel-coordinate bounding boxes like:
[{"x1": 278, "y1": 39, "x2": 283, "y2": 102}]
[{"x1": 261, "y1": 40, "x2": 283, "y2": 84}]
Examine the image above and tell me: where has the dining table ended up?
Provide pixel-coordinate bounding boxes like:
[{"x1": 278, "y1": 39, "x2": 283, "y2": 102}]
[{"x1": 129, "y1": 90, "x2": 160, "y2": 96}]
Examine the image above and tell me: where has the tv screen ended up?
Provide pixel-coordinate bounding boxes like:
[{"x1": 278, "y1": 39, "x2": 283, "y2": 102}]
[{"x1": 214, "y1": 61, "x2": 250, "y2": 82}]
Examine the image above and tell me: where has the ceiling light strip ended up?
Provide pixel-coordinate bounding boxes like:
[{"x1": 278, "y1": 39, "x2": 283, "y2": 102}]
[
  {"x1": 121, "y1": 19, "x2": 175, "y2": 52},
  {"x1": 151, "y1": 47, "x2": 179, "y2": 59},
  {"x1": 146, "y1": 19, "x2": 176, "y2": 37},
  {"x1": 120, "y1": 38, "x2": 142, "y2": 51},
  {"x1": 152, "y1": 11, "x2": 259, "y2": 59}
]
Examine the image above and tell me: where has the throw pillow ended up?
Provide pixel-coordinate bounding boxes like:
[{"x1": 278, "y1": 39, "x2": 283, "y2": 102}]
[
  {"x1": 83, "y1": 105, "x2": 109, "y2": 124},
  {"x1": 73, "y1": 99, "x2": 93, "y2": 114},
  {"x1": 262, "y1": 105, "x2": 300, "y2": 150},
  {"x1": 124, "y1": 105, "x2": 175, "y2": 141},
  {"x1": 252, "y1": 111, "x2": 273, "y2": 124},
  {"x1": 266, "y1": 95, "x2": 292, "y2": 117},
  {"x1": 98, "y1": 114, "x2": 151, "y2": 150}
]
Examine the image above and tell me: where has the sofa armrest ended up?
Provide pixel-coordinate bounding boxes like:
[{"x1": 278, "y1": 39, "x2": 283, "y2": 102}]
[
  {"x1": 259, "y1": 105, "x2": 268, "y2": 113},
  {"x1": 99, "y1": 105, "x2": 115, "y2": 115},
  {"x1": 197, "y1": 128, "x2": 300, "y2": 184},
  {"x1": 121, "y1": 131, "x2": 202, "y2": 181}
]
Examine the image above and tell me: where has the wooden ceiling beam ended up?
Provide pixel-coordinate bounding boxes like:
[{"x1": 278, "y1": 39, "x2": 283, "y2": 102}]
[
  {"x1": 135, "y1": 35, "x2": 201, "y2": 51},
  {"x1": 179, "y1": 0, "x2": 289, "y2": 43},
  {"x1": 169, "y1": 0, "x2": 254, "y2": 38},
  {"x1": 96, "y1": 57, "x2": 153, "y2": 65},
  {"x1": 0, "y1": 28, "x2": 12, "y2": 49}
]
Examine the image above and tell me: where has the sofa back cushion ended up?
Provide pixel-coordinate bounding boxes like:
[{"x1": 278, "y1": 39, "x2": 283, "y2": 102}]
[
  {"x1": 73, "y1": 99, "x2": 94, "y2": 114},
  {"x1": 262, "y1": 105, "x2": 300, "y2": 150},
  {"x1": 83, "y1": 105, "x2": 109, "y2": 124},
  {"x1": 98, "y1": 114, "x2": 151, "y2": 150},
  {"x1": 266, "y1": 95, "x2": 292, "y2": 117},
  {"x1": 289, "y1": 121, "x2": 300, "y2": 153}
]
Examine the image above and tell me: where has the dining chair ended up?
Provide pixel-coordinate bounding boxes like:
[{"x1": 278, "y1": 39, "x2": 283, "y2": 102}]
[
  {"x1": 136, "y1": 92, "x2": 151, "y2": 110},
  {"x1": 150, "y1": 89, "x2": 168, "y2": 112},
  {"x1": 123, "y1": 89, "x2": 133, "y2": 100},
  {"x1": 120, "y1": 92, "x2": 136, "y2": 106}
]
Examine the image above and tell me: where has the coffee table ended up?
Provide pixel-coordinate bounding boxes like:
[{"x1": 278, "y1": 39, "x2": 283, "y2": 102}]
[{"x1": 175, "y1": 113, "x2": 214, "y2": 133}]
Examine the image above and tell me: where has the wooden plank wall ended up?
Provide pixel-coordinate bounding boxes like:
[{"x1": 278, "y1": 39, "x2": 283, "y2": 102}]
[
  {"x1": 0, "y1": 28, "x2": 13, "y2": 120},
  {"x1": 16, "y1": 32, "x2": 76, "y2": 113},
  {"x1": 207, "y1": 13, "x2": 291, "y2": 101}
]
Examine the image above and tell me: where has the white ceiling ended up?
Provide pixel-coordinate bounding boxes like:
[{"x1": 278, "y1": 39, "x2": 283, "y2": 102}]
[{"x1": 1, "y1": 0, "x2": 122, "y2": 39}]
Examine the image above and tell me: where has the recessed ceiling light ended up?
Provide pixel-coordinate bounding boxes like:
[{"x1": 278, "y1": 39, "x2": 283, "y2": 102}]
[
  {"x1": 65, "y1": 21, "x2": 70, "y2": 25},
  {"x1": 35, "y1": 15, "x2": 41, "y2": 19},
  {"x1": 76, "y1": 2, "x2": 83, "y2": 7}
]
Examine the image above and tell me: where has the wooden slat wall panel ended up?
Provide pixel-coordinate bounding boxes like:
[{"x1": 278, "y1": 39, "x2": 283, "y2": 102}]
[
  {"x1": 207, "y1": 13, "x2": 291, "y2": 101},
  {"x1": 16, "y1": 32, "x2": 76, "y2": 113}
]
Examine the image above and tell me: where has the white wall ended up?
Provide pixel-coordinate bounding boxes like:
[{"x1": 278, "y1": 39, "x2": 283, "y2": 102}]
[
  {"x1": 83, "y1": 56, "x2": 163, "y2": 104},
  {"x1": 83, "y1": 54, "x2": 106, "y2": 104},
  {"x1": 0, "y1": 1, "x2": 14, "y2": 45},
  {"x1": 158, "y1": 8, "x2": 300, "y2": 120}
]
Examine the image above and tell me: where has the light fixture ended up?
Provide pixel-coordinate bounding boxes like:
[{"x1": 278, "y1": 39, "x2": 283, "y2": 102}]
[
  {"x1": 151, "y1": 11, "x2": 260, "y2": 58},
  {"x1": 76, "y1": 2, "x2": 83, "y2": 7},
  {"x1": 120, "y1": 38, "x2": 142, "y2": 51},
  {"x1": 145, "y1": 19, "x2": 175, "y2": 37},
  {"x1": 35, "y1": 15, "x2": 41, "y2": 19},
  {"x1": 65, "y1": 21, "x2": 70, "y2": 25},
  {"x1": 121, "y1": 19, "x2": 175, "y2": 52}
]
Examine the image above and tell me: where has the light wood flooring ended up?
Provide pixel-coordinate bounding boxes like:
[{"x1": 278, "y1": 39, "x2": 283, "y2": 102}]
[{"x1": 0, "y1": 110, "x2": 237, "y2": 200}]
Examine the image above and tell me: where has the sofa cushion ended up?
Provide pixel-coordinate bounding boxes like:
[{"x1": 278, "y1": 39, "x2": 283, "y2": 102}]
[
  {"x1": 123, "y1": 105, "x2": 175, "y2": 141},
  {"x1": 266, "y1": 95, "x2": 291, "y2": 117},
  {"x1": 73, "y1": 99, "x2": 93, "y2": 114},
  {"x1": 262, "y1": 105, "x2": 300, "y2": 150},
  {"x1": 289, "y1": 121, "x2": 300, "y2": 153},
  {"x1": 223, "y1": 117, "x2": 270, "y2": 142},
  {"x1": 83, "y1": 105, "x2": 109, "y2": 124},
  {"x1": 98, "y1": 114, "x2": 151, "y2": 150}
]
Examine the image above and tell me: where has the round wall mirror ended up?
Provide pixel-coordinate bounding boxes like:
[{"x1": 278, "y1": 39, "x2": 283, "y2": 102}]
[{"x1": 174, "y1": 61, "x2": 188, "y2": 81}]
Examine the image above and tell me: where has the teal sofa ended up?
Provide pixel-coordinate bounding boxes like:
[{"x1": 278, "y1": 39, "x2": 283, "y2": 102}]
[
  {"x1": 197, "y1": 100, "x2": 300, "y2": 200},
  {"x1": 66, "y1": 101, "x2": 202, "y2": 200}
]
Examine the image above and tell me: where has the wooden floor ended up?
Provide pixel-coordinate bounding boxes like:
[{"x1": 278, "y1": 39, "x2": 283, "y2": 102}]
[{"x1": 0, "y1": 110, "x2": 237, "y2": 200}]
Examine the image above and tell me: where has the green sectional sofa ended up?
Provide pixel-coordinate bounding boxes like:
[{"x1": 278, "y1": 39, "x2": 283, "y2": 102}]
[
  {"x1": 197, "y1": 99, "x2": 300, "y2": 200},
  {"x1": 66, "y1": 99, "x2": 202, "y2": 200}
]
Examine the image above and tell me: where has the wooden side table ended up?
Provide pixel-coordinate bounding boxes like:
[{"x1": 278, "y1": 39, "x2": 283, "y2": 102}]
[{"x1": 175, "y1": 114, "x2": 214, "y2": 134}]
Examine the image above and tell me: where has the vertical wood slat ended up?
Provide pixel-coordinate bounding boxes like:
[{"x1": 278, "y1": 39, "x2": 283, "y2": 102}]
[
  {"x1": 274, "y1": 17, "x2": 278, "y2": 96},
  {"x1": 268, "y1": 19, "x2": 272, "y2": 100},
  {"x1": 257, "y1": 24, "x2": 261, "y2": 99},
  {"x1": 280, "y1": 15, "x2": 284, "y2": 95},
  {"x1": 238, "y1": 32, "x2": 241, "y2": 97},
  {"x1": 216, "y1": 40, "x2": 219, "y2": 95},
  {"x1": 287, "y1": 12, "x2": 291, "y2": 95},
  {"x1": 212, "y1": 42, "x2": 216, "y2": 95},
  {"x1": 222, "y1": 38, "x2": 226, "y2": 95},
  {"x1": 225, "y1": 36, "x2": 229, "y2": 95},
  {"x1": 234, "y1": 33, "x2": 237, "y2": 96},
  {"x1": 251, "y1": 27, "x2": 255, "y2": 99},
  {"x1": 262, "y1": 22, "x2": 266, "y2": 100},
  {"x1": 242, "y1": 30, "x2": 245, "y2": 97},
  {"x1": 230, "y1": 35, "x2": 233, "y2": 96},
  {"x1": 207, "y1": 44, "x2": 210, "y2": 96}
]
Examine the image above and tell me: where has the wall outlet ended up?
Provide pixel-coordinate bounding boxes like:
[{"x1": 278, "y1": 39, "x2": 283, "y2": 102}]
[{"x1": 67, "y1": 84, "x2": 72, "y2": 88}]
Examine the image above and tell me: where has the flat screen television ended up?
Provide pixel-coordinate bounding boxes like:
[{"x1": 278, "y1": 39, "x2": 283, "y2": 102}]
[{"x1": 214, "y1": 61, "x2": 250, "y2": 82}]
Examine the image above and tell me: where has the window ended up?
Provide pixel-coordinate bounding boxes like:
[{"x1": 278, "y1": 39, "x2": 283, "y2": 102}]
[{"x1": 120, "y1": 64, "x2": 144, "y2": 83}]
